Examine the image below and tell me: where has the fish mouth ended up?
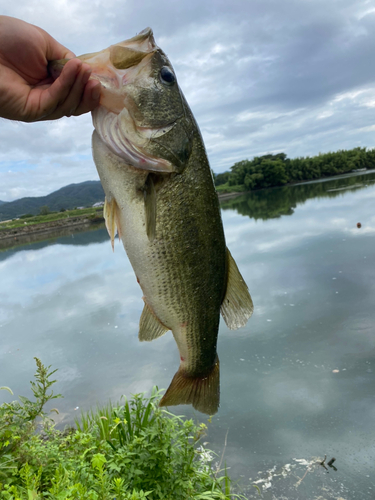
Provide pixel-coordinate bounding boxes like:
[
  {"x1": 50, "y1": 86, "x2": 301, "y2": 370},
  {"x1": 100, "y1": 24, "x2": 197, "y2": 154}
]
[
  {"x1": 49, "y1": 28, "x2": 177, "y2": 173},
  {"x1": 74, "y1": 28, "x2": 159, "y2": 114},
  {"x1": 48, "y1": 28, "x2": 158, "y2": 110},
  {"x1": 48, "y1": 28, "x2": 156, "y2": 85}
]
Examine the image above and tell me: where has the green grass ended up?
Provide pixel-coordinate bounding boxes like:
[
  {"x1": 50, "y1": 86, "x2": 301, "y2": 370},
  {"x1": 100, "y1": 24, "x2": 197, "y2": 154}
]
[
  {"x1": 0, "y1": 208, "x2": 103, "y2": 232},
  {"x1": 0, "y1": 359, "x2": 247, "y2": 500}
]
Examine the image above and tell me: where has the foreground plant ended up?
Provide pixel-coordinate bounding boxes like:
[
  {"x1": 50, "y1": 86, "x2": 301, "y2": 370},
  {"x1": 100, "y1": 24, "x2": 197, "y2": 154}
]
[
  {"x1": 0, "y1": 358, "x2": 61, "y2": 457},
  {"x1": 0, "y1": 359, "x2": 245, "y2": 499}
]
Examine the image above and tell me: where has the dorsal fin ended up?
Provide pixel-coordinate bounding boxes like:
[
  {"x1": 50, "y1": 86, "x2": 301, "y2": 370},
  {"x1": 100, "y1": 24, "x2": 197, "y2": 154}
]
[{"x1": 221, "y1": 248, "x2": 254, "y2": 329}]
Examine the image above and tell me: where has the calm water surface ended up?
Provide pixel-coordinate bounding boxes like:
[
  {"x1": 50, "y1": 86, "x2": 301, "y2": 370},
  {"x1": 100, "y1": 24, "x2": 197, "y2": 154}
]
[{"x1": 1, "y1": 172, "x2": 375, "y2": 499}]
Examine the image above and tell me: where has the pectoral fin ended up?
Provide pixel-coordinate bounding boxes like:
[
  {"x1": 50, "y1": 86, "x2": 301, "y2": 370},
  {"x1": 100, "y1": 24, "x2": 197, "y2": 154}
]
[
  {"x1": 104, "y1": 197, "x2": 121, "y2": 251},
  {"x1": 221, "y1": 248, "x2": 254, "y2": 330},
  {"x1": 143, "y1": 174, "x2": 157, "y2": 241},
  {"x1": 139, "y1": 302, "x2": 169, "y2": 341}
]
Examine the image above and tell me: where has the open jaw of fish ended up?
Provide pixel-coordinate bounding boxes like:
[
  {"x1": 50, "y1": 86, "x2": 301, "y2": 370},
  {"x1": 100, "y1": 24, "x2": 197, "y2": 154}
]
[{"x1": 49, "y1": 28, "x2": 254, "y2": 415}]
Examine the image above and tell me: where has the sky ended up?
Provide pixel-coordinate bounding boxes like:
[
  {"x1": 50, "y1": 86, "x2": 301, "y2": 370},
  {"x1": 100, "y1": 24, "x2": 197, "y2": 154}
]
[{"x1": 1, "y1": 0, "x2": 375, "y2": 201}]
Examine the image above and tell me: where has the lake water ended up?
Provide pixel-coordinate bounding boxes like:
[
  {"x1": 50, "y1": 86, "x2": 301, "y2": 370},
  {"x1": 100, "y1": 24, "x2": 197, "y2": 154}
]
[{"x1": 1, "y1": 171, "x2": 375, "y2": 499}]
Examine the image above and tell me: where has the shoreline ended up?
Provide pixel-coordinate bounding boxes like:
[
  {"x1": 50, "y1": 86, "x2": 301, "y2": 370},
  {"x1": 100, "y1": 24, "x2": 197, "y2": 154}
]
[
  {"x1": 216, "y1": 167, "x2": 375, "y2": 196},
  {"x1": 0, "y1": 213, "x2": 104, "y2": 249},
  {"x1": 2, "y1": 169, "x2": 374, "y2": 249},
  {"x1": 0, "y1": 193, "x2": 236, "y2": 246}
]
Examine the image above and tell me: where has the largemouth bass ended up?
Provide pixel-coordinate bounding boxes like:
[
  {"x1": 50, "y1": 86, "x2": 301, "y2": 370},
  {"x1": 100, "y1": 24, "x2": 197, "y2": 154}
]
[{"x1": 50, "y1": 28, "x2": 253, "y2": 414}]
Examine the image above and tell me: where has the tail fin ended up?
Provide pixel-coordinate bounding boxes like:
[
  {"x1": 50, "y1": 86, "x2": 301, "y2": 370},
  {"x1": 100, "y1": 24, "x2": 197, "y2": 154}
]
[{"x1": 159, "y1": 358, "x2": 220, "y2": 415}]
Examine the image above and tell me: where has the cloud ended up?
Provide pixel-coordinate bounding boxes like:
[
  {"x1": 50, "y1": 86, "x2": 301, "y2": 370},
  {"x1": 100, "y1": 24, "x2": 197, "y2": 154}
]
[{"x1": 1, "y1": 0, "x2": 375, "y2": 200}]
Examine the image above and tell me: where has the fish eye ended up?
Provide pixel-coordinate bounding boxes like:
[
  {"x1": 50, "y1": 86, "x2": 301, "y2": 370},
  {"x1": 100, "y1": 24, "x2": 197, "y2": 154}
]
[{"x1": 160, "y1": 66, "x2": 176, "y2": 86}]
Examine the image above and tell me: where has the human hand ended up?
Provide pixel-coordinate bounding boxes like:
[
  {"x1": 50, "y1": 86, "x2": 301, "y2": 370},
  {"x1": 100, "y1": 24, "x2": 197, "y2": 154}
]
[{"x1": 0, "y1": 16, "x2": 101, "y2": 122}]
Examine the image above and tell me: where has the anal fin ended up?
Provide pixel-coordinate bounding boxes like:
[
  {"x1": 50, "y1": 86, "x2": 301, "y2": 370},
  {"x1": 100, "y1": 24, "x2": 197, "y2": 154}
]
[
  {"x1": 221, "y1": 248, "x2": 254, "y2": 330},
  {"x1": 139, "y1": 301, "x2": 169, "y2": 341},
  {"x1": 103, "y1": 197, "x2": 121, "y2": 251},
  {"x1": 159, "y1": 357, "x2": 220, "y2": 415}
]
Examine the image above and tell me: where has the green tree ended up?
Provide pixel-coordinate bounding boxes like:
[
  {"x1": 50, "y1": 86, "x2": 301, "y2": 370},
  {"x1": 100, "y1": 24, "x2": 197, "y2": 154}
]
[
  {"x1": 215, "y1": 147, "x2": 375, "y2": 192},
  {"x1": 260, "y1": 159, "x2": 288, "y2": 187},
  {"x1": 39, "y1": 205, "x2": 50, "y2": 216},
  {"x1": 214, "y1": 172, "x2": 230, "y2": 186}
]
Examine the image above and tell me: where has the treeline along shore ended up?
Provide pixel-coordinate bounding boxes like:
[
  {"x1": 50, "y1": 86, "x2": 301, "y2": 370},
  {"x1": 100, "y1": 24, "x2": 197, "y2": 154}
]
[{"x1": 214, "y1": 146, "x2": 375, "y2": 192}]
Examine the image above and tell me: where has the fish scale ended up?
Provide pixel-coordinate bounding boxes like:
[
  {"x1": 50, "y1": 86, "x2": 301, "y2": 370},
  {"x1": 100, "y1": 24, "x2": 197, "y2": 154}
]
[{"x1": 137, "y1": 132, "x2": 226, "y2": 378}]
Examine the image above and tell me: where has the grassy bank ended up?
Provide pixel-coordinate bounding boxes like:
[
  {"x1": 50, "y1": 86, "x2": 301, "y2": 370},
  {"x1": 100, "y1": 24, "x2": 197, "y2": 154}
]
[
  {"x1": 0, "y1": 208, "x2": 103, "y2": 232},
  {"x1": 0, "y1": 359, "x2": 245, "y2": 500}
]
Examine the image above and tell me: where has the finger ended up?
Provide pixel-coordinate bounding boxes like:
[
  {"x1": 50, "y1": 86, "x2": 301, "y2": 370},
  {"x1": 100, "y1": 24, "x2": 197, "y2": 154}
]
[
  {"x1": 71, "y1": 79, "x2": 101, "y2": 116},
  {"x1": 20, "y1": 59, "x2": 81, "y2": 121},
  {"x1": 37, "y1": 59, "x2": 89, "y2": 120},
  {"x1": 49, "y1": 61, "x2": 93, "y2": 118},
  {"x1": 47, "y1": 63, "x2": 101, "y2": 118}
]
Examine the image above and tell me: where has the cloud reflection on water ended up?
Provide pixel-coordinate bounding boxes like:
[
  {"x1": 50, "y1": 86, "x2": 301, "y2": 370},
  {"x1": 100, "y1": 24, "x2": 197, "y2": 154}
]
[{"x1": 1, "y1": 174, "x2": 375, "y2": 498}]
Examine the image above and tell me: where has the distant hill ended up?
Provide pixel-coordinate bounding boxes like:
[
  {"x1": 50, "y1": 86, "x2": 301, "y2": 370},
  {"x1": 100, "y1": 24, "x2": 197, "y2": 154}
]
[
  {"x1": 0, "y1": 181, "x2": 105, "y2": 221},
  {"x1": 0, "y1": 200, "x2": 6, "y2": 206}
]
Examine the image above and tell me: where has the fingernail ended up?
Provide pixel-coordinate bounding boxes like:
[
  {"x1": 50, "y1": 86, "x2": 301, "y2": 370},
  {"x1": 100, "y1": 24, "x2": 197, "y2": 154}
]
[
  {"x1": 82, "y1": 69, "x2": 92, "y2": 84},
  {"x1": 92, "y1": 85, "x2": 101, "y2": 100}
]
